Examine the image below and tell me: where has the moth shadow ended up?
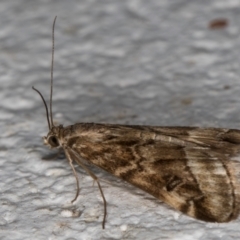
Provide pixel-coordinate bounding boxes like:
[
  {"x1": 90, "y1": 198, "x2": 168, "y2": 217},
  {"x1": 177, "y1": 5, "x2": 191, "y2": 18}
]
[{"x1": 42, "y1": 150, "x2": 65, "y2": 161}]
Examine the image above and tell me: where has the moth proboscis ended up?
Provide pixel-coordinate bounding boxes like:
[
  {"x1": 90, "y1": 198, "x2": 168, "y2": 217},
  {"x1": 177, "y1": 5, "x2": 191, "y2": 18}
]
[{"x1": 33, "y1": 17, "x2": 240, "y2": 229}]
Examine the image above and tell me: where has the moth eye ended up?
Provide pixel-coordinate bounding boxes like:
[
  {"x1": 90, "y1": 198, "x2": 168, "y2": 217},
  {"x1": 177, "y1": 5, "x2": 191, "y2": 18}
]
[{"x1": 48, "y1": 136, "x2": 59, "y2": 147}]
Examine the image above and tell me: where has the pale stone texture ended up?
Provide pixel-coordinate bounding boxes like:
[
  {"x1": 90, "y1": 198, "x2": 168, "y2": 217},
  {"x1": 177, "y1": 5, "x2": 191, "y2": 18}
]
[{"x1": 1, "y1": 0, "x2": 240, "y2": 239}]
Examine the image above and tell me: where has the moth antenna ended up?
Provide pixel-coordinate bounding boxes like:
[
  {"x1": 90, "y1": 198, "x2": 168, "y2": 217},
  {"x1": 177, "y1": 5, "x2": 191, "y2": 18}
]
[
  {"x1": 50, "y1": 16, "x2": 57, "y2": 128},
  {"x1": 32, "y1": 86, "x2": 51, "y2": 130}
]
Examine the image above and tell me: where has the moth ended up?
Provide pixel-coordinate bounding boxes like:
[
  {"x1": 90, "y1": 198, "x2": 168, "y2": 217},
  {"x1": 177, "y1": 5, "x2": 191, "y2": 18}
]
[{"x1": 33, "y1": 17, "x2": 240, "y2": 228}]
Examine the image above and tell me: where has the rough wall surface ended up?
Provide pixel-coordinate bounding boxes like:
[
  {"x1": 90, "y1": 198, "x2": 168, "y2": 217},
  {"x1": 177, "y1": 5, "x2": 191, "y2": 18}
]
[{"x1": 1, "y1": 0, "x2": 240, "y2": 239}]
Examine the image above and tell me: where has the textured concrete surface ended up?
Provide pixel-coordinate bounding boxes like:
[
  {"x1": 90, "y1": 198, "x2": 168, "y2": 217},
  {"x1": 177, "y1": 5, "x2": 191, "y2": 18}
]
[{"x1": 1, "y1": 0, "x2": 240, "y2": 239}]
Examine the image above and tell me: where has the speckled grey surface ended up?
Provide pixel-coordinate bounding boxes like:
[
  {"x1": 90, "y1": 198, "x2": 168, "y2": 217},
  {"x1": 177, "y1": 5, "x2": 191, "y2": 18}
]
[{"x1": 1, "y1": 0, "x2": 240, "y2": 239}]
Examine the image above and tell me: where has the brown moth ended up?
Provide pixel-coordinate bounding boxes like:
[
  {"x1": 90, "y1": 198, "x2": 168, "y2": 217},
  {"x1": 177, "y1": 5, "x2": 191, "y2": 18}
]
[{"x1": 33, "y1": 17, "x2": 240, "y2": 228}]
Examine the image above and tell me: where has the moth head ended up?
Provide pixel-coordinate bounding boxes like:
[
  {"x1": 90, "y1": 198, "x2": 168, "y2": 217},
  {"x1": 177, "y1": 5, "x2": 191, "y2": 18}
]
[
  {"x1": 44, "y1": 135, "x2": 59, "y2": 148},
  {"x1": 43, "y1": 126, "x2": 62, "y2": 148}
]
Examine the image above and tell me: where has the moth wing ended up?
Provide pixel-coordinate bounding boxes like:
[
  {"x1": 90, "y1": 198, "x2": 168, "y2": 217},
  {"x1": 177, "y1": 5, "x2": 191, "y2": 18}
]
[
  {"x1": 141, "y1": 127, "x2": 240, "y2": 222},
  {"x1": 67, "y1": 124, "x2": 240, "y2": 222},
  {"x1": 135, "y1": 127, "x2": 240, "y2": 222}
]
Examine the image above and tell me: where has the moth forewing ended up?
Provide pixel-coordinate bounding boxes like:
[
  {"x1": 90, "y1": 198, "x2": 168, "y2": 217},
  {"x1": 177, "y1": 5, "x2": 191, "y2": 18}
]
[{"x1": 51, "y1": 123, "x2": 240, "y2": 223}]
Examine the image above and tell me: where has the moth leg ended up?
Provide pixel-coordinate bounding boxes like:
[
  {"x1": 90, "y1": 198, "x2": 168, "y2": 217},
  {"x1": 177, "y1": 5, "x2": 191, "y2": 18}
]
[
  {"x1": 68, "y1": 148, "x2": 107, "y2": 229},
  {"x1": 64, "y1": 149, "x2": 80, "y2": 203}
]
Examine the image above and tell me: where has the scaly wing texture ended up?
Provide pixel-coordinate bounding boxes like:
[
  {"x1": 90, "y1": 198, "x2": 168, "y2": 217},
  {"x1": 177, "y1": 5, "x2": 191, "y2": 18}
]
[{"x1": 62, "y1": 123, "x2": 240, "y2": 222}]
